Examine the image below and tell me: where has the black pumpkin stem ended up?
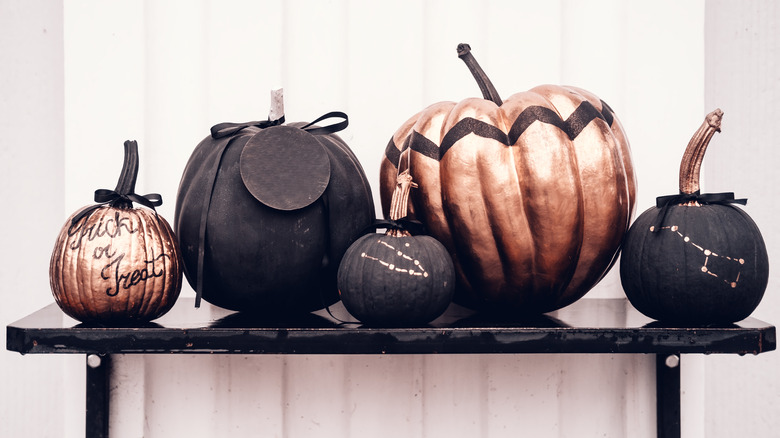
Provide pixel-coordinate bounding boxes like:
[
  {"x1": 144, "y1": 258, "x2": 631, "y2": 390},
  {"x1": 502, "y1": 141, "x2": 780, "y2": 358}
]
[
  {"x1": 387, "y1": 170, "x2": 418, "y2": 237},
  {"x1": 679, "y1": 109, "x2": 723, "y2": 196},
  {"x1": 458, "y1": 43, "x2": 503, "y2": 106},
  {"x1": 114, "y1": 140, "x2": 140, "y2": 208}
]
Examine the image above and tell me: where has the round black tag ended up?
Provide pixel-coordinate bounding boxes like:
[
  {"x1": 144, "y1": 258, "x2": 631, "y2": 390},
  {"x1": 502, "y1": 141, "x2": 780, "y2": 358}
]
[{"x1": 240, "y1": 125, "x2": 331, "y2": 211}]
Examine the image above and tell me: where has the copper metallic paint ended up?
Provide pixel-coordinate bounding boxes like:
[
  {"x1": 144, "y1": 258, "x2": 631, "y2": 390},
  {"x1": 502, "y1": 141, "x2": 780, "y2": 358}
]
[{"x1": 381, "y1": 85, "x2": 636, "y2": 313}]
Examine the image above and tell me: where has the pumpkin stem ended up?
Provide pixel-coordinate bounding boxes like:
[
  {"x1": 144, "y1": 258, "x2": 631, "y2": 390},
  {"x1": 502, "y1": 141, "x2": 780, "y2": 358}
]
[
  {"x1": 458, "y1": 43, "x2": 503, "y2": 106},
  {"x1": 387, "y1": 170, "x2": 417, "y2": 237},
  {"x1": 269, "y1": 88, "x2": 284, "y2": 121},
  {"x1": 679, "y1": 109, "x2": 723, "y2": 195},
  {"x1": 113, "y1": 140, "x2": 140, "y2": 208}
]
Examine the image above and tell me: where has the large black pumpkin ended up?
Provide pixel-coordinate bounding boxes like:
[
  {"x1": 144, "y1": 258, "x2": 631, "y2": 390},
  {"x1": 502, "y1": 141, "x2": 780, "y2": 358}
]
[
  {"x1": 620, "y1": 109, "x2": 769, "y2": 324},
  {"x1": 175, "y1": 95, "x2": 374, "y2": 313}
]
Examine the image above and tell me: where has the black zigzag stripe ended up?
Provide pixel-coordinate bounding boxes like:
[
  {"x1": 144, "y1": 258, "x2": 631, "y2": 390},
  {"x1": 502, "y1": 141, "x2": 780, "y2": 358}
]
[
  {"x1": 386, "y1": 100, "x2": 616, "y2": 167},
  {"x1": 384, "y1": 138, "x2": 401, "y2": 165}
]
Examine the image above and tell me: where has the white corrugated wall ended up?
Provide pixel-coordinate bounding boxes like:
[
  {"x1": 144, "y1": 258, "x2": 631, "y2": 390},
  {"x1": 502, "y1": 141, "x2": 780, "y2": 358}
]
[{"x1": 2, "y1": 1, "x2": 778, "y2": 437}]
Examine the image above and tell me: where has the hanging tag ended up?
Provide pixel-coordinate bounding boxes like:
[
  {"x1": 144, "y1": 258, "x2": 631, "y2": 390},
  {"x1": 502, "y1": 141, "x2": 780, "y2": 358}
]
[{"x1": 240, "y1": 125, "x2": 331, "y2": 211}]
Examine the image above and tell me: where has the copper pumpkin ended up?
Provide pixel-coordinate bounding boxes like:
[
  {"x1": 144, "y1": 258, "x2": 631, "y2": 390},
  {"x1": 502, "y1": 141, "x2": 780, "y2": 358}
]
[
  {"x1": 380, "y1": 44, "x2": 636, "y2": 313},
  {"x1": 50, "y1": 141, "x2": 183, "y2": 323}
]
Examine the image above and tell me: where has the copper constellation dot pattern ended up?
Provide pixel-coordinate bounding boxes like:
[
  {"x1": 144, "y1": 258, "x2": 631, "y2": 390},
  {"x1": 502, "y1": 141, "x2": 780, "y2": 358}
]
[
  {"x1": 360, "y1": 239, "x2": 429, "y2": 278},
  {"x1": 650, "y1": 224, "x2": 745, "y2": 288}
]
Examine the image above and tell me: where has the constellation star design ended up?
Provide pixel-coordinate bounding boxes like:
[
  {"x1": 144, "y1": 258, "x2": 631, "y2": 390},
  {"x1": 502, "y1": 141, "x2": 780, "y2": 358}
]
[
  {"x1": 361, "y1": 238, "x2": 429, "y2": 278},
  {"x1": 650, "y1": 224, "x2": 745, "y2": 288}
]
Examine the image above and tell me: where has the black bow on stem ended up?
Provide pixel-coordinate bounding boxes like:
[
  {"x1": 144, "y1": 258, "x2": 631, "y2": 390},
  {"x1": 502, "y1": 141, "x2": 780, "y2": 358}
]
[
  {"x1": 70, "y1": 189, "x2": 163, "y2": 227},
  {"x1": 363, "y1": 217, "x2": 428, "y2": 236},
  {"x1": 210, "y1": 111, "x2": 350, "y2": 139},
  {"x1": 210, "y1": 116, "x2": 286, "y2": 139},
  {"x1": 651, "y1": 191, "x2": 747, "y2": 232}
]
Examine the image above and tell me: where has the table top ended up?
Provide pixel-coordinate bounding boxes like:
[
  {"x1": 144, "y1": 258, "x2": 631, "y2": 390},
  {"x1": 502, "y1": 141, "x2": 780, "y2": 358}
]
[{"x1": 6, "y1": 298, "x2": 776, "y2": 356}]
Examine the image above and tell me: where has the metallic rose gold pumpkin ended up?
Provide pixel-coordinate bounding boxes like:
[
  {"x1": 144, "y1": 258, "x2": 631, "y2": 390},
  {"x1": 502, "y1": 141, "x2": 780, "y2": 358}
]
[
  {"x1": 49, "y1": 141, "x2": 183, "y2": 323},
  {"x1": 379, "y1": 44, "x2": 636, "y2": 313}
]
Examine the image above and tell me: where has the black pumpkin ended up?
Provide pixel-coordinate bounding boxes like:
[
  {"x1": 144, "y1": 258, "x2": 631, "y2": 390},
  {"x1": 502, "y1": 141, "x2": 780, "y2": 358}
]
[
  {"x1": 175, "y1": 92, "x2": 374, "y2": 313},
  {"x1": 338, "y1": 158, "x2": 455, "y2": 326},
  {"x1": 620, "y1": 109, "x2": 769, "y2": 324}
]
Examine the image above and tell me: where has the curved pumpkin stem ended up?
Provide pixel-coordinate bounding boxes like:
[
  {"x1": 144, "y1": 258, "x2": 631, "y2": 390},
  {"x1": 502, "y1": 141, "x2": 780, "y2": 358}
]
[
  {"x1": 679, "y1": 109, "x2": 723, "y2": 195},
  {"x1": 114, "y1": 140, "x2": 140, "y2": 208},
  {"x1": 458, "y1": 43, "x2": 503, "y2": 106},
  {"x1": 387, "y1": 170, "x2": 417, "y2": 238}
]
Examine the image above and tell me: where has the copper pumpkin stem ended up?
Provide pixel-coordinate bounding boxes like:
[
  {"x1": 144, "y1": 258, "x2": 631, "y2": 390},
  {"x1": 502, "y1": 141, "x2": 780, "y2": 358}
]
[
  {"x1": 387, "y1": 170, "x2": 417, "y2": 237},
  {"x1": 457, "y1": 43, "x2": 503, "y2": 106},
  {"x1": 679, "y1": 109, "x2": 723, "y2": 196}
]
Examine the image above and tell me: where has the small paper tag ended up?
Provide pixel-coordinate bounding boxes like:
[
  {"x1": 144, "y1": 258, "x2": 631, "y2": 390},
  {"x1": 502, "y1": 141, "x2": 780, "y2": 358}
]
[{"x1": 240, "y1": 125, "x2": 331, "y2": 211}]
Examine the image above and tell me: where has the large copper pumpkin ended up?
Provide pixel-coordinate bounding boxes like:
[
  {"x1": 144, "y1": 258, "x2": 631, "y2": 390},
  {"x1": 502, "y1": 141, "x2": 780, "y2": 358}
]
[
  {"x1": 50, "y1": 141, "x2": 183, "y2": 323},
  {"x1": 379, "y1": 44, "x2": 636, "y2": 313}
]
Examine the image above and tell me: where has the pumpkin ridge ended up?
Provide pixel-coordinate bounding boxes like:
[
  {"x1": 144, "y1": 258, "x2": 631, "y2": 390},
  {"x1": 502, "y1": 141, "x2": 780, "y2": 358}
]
[
  {"x1": 138, "y1": 212, "x2": 159, "y2": 317},
  {"x1": 489, "y1": 107, "x2": 540, "y2": 298},
  {"x1": 438, "y1": 113, "x2": 507, "y2": 300},
  {"x1": 74, "y1": 212, "x2": 94, "y2": 320},
  {"x1": 502, "y1": 94, "x2": 585, "y2": 304},
  {"x1": 477, "y1": 138, "x2": 521, "y2": 297},
  {"x1": 50, "y1": 227, "x2": 70, "y2": 316},
  {"x1": 543, "y1": 89, "x2": 628, "y2": 305},
  {"x1": 581, "y1": 114, "x2": 633, "y2": 290}
]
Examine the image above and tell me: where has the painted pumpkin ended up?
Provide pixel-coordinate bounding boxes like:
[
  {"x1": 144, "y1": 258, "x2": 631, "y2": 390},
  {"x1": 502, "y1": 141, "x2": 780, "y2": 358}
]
[
  {"x1": 49, "y1": 140, "x2": 183, "y2": 323},
  {"x1": 338, "y1": 154, "x2": 455, "y2": 326},
  {"x1": 380, "y1": 44, "x2": 636, "y2": 314},
  {"x1": 175, "y1": 91, "x2": 375, "y2": 313},
  {"x1": 620, "y1": 109, "x2": 769, "y2": 324}
]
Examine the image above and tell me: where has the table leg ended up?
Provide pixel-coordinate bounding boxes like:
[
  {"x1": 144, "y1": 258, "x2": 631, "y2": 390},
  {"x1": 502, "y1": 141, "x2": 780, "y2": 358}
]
[
  {"x1": 656, "y1": 353, "x2": 681, "y2": 438},
  {"x1": 86, "y1": 354, "x2": 110, "y2": 438}
]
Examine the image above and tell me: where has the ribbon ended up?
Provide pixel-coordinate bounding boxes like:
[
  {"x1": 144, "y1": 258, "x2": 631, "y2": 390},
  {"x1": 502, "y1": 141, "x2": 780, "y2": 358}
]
[
  {"x1": 652, "y1": 191, "x2": 747, "y2": 232},
  {"x1": 210, "y1": 116, "x2": 286, "y2": 139},
  {"x1": 299, "y1": 111, "x2": 349, "y2": 135},
  {"x1": 362, "y1": 217, "x2": 427, "y2": 236},
  {"x1": 209, "y1": 111, "x2": 348, "y2": 139},
  {"x1": 70, "y1": 189, "x2": 163, "y2": 228}
]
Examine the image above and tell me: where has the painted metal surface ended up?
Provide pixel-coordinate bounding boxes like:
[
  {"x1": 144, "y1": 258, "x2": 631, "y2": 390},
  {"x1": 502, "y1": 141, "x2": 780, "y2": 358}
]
[{"x1": 7, "y1": 298, "x2": 776, "y2": 356}]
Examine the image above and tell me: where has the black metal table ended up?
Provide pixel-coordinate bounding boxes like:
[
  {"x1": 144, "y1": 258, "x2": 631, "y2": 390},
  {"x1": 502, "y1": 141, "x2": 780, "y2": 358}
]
[{"x1": 6, "y1": 297, "x2": 776, "y2": 438}]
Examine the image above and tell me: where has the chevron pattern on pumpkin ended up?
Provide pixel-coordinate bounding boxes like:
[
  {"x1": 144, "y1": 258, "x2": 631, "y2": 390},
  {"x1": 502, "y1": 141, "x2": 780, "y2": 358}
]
[{"x1": 385, "y1": 100, "x2": 616, "y2": 167}]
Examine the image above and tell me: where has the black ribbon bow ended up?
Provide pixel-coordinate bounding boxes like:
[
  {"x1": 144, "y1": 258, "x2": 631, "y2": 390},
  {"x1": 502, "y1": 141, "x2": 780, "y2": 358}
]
[
  {"x1": 209, "y1": 111, "x2": 350, "y2": 139},
  {"x1": 652, "y1": 191, "x2": 747, "y2": 232},
  {"x1": 69, "y1": 189, "x2": 163, "y2": 230},
  {"x1": 210, "y1": 116, "x2": 286, "y2": 139},
  {"x1": 363, "y1": 217, "x2": 428, "y2": 236}
]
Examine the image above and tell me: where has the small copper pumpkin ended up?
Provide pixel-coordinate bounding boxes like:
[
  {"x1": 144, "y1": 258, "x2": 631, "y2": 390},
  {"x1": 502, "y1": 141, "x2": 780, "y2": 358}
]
[{"x1": 49, "y1": 140, "x2": 183, "y2": 323}]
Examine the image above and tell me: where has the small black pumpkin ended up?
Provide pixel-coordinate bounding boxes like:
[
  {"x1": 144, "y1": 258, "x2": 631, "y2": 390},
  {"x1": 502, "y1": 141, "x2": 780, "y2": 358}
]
[
  {"x1": 175, "y1": 90, "x2": 374, "y2": 313},
  {"x1": 338, "y1": 153, "x2": 455, "y2": 326},
  {"x1": 620, "y1": 109, "x2": 769, "y2": 324}
]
